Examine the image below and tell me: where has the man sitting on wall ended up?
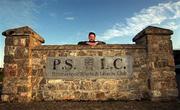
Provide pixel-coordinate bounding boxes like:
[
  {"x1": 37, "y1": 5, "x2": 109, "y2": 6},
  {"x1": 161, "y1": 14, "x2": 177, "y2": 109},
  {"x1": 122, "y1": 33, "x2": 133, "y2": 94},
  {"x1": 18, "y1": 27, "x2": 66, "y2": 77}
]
[{"x1": 78, "y1": 32, "x2": 106, "y2": 46}]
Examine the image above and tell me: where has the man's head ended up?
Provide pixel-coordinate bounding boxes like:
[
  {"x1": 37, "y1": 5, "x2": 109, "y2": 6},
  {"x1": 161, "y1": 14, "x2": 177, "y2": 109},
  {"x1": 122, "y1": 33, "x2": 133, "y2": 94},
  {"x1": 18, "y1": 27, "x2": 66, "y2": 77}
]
[{"x1": 88, "y1": 32, "x2": 96, "y2": 42}]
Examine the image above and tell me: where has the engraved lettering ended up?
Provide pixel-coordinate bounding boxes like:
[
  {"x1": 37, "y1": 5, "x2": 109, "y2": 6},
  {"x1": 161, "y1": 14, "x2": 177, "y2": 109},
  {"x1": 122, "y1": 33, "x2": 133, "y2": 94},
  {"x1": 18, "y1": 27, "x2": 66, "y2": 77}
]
[
  {"x1": 101, "y1": 58, "x2": 105, "y2": 69},
  {"x1": 113, "y1": 58, "x2": 122, "y2": 69},
  {"x1": 65, "y1": 59, "x2": 73, "y2": 70},
  {"x1": 53, "y1": 59, "x2": 61, "y2": 70},
  {"x1": 46, "y1": 56, "x2": 133, "y2": 79}
]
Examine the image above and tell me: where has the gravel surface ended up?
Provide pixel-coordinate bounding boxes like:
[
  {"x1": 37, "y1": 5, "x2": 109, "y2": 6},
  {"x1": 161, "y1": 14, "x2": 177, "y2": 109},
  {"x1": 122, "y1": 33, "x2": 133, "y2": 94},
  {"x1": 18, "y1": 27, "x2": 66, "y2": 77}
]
[{"x1": 0, "y1": 101, "x2": 180, "y2": 110}]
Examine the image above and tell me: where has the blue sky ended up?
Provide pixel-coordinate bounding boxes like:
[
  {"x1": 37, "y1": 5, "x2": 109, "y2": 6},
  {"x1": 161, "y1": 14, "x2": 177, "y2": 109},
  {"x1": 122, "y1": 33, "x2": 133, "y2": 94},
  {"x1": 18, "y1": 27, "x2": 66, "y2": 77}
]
[{"x1": 0, "y1": 0, "x2": 180, "y2": 67}]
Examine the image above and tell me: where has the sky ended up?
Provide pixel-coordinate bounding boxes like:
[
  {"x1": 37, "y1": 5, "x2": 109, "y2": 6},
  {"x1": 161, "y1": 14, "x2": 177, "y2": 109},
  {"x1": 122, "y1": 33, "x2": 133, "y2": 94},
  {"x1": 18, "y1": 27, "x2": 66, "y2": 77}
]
[{"x1": 0, "y1": 0, "x2": 180, "y2": 67}]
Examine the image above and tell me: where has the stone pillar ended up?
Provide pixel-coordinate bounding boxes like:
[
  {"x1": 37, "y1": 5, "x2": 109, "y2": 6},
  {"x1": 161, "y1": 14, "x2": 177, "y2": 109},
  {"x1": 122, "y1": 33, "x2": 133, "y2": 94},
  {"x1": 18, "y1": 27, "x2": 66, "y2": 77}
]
[
  {"x1": 1, "y1": 26, "x2": 44, "y2": 102},
  {"x1": 133, "y1": 26, "x2": 178, "y2": 101}
]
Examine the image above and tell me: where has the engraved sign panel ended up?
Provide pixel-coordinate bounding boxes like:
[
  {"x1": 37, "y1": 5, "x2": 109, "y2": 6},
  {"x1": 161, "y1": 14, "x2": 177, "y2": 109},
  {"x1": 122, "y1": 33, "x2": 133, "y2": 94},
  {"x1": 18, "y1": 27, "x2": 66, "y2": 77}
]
[{"x1": 45, "y1": 56, "x2": 133, "y2": 79}]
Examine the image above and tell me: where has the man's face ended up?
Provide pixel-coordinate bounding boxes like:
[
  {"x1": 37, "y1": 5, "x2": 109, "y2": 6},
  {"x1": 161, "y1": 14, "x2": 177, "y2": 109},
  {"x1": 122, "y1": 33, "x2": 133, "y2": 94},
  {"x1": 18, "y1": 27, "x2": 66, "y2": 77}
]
[{"x1": 88, "y1": 34, "x2": 96, "y2": 42}]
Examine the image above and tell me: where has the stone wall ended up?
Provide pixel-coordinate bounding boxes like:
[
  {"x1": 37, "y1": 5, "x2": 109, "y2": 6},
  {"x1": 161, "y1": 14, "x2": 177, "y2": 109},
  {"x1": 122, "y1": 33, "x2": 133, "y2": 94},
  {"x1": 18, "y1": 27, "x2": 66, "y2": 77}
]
[
  {"x1": 1, "y1": 26, "x2": 178, "y2": 102},
  {"x1": 1, "y1": 26, "x2": 44, "y2": 102},
  {"x1": 133, "y1": 27, "x2": 178, "y2": 100},
  {"x1": 31, "y1": 45, "x2": 148, "y2": 101}
]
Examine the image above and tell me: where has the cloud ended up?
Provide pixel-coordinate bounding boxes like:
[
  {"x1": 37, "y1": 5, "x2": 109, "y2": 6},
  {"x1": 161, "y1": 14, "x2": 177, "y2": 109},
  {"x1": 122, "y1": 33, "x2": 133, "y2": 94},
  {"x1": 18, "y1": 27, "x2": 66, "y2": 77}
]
[
  {"x1": 63, "y1": 12, "x2": 73, "y2": 15},
  {"x1": 100, "y1": 1, "x2": 180, "y2": 42},
  {"x1": 49, "y1": 12, "x2": 57, "y2": 17},
  {"x1": 65, "y1": 17, "x2": 75, "y2": 21},
  {"x1": 0, "y1": 0, "x2": 42, "y2": 67},
  {"x1": 0, "y1": 0, "x2": 40, "y2": 28},
  {"x1": 162, "y1": 21, "x2": 179, "y2": 30}
]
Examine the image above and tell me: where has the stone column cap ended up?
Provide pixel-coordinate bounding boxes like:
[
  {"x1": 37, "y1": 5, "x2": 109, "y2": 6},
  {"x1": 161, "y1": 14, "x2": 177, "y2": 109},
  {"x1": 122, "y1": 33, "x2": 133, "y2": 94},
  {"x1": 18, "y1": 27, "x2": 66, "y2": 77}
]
[
  {"x1": 2, "y1": 26, "x2": 45, "y2": 43},
  {"x1": 133, "y1": 26, "x2": 173, "y2": 42}
]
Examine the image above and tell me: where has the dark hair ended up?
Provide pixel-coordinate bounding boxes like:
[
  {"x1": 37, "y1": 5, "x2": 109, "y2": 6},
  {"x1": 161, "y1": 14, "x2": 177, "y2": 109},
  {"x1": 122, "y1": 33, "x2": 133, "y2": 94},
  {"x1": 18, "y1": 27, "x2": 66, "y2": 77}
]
[{"x1": 88, "y1": 32, "x2": 96, "y2": 36}]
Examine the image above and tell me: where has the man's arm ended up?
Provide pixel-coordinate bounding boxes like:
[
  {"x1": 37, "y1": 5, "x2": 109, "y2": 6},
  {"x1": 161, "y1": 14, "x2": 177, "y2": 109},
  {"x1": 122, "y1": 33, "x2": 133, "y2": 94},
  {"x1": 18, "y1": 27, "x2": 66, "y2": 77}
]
[
  {"x1": 78, "y1": 41, "x2": 88, "y2": 45},
  {"x1": 97, "y1": 41, "x2": 106, "y2": 45}
]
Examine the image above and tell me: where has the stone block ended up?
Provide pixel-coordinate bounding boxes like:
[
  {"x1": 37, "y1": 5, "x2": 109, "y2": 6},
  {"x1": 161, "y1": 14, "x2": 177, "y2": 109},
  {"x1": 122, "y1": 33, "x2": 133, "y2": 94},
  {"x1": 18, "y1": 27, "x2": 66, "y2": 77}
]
[
  {"x1": 4, "y1": 64, "x2": 17, "y2": 77},
  {"x1": 151, "y1": 80, "x2": 177, "y2": 90},
  {"x1": 79, "y1": 92, "x2": 89, "y2": 100},
  {"x1": 102, "y1": 80, "x2": 118, "y2": 91},
  {"x1": 4, "y1": 55, "x2": 15, "y2": 63},
  {"x1": 16, "y1": 67, "x2": 31, "y2": 77},
  {"x1": 1, "y1": 95, "x2": 10, "y2": 102},
  {"x1": 80, "y1": 80, "x2": 93, "y2": 90},
  {"x1": 60, "y1": 91, "x2": 75, "y2": 100},
  {"x1": 5, "y1": 37, "x2": 13, "y2": 46},
  {"x1": 5, "y1": 46, "x2": 16, "y2": 56},
  {"x1": 17, "y1": 86, "x2": 29, "y2": 93},
  {"x1": 151, "y1": 71, "x2": 176, "y2": 81},
  {"x1": 151, "y1": 89, "x2": 178, "y2": 101},
  {"x1": 2, "y1": 85, "x2": 17, "y2": 94},
  {"x1": 95, "y1": 92, "x2": 106, "y2": 100},
  {"x1": 14, "y1": 47, "x2": 29, "y2": 59},
  {"x1": 13, "y1": 37, "x2": 26, "y2": 46}
]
